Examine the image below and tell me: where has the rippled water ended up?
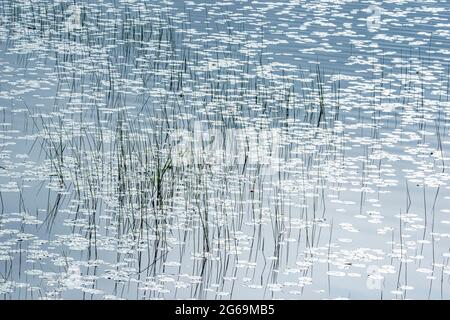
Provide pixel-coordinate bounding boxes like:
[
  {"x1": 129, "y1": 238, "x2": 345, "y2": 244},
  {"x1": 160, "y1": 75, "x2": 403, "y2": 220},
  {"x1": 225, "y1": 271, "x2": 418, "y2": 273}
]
[{"x1": 0, "y1": 0, "x2": 450, "y2": 300}]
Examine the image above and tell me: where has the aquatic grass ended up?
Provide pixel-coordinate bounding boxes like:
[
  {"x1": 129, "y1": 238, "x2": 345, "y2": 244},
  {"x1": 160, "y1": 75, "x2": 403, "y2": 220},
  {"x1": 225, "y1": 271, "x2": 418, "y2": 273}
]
[{"x1": 0, "y1": 0, "x2": 450, "y2": 300}]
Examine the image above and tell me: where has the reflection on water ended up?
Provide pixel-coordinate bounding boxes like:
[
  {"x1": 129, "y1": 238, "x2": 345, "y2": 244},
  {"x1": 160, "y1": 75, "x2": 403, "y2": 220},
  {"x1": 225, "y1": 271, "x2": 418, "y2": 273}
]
[{"x1": 0, "y1": 0, "x2": 450, "y2": 299}]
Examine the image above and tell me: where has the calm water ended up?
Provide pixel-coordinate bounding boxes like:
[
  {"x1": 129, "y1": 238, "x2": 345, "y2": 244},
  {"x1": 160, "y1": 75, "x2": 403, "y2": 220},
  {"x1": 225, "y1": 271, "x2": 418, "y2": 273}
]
[{"x1": 0, "y1": 0, "x2": 450, "y2": 299}]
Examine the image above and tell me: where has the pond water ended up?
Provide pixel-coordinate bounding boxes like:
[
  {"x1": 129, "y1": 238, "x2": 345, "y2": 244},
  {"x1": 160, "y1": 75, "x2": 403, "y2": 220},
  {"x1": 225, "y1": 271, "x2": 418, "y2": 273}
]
[{"x1": 0, "y1": 0, "x2": 450, "y2": 300}]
